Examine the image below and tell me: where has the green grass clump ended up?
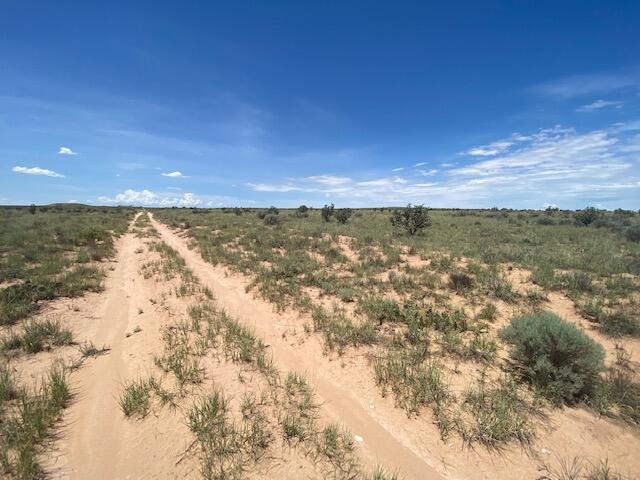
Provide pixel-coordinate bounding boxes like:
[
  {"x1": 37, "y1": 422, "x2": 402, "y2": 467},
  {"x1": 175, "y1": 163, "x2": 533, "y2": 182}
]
[
  {"x1": 460, "y1": 374, "x2": 534, "y2": 448},
  {"x1": 500, "y1": 311, "x2": 605, "y2": 404},
  {"x1": 360, "y1": 297, "x2": 402, "y2": 324},
  {"x1": 312, "y1": 306, "x2": 377, "y2": 354},
  {"x1": 119, "y1": 378, "x2": 153, "y2": 418},
  {"x1": 0, "y1": 364, "x2": 70, "y2": 478},
  {"x1": 372, "y1": 347, "x2": 450, "y2": 417},
  {"x1": 188, "y1": 388, "x2": 272, "y2": 480},
  {"x1": 2, "y1": 319, "x2": 73, "y2": 354}
]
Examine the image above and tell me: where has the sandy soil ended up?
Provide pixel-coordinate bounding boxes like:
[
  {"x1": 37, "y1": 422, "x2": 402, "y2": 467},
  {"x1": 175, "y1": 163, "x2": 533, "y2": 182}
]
[
  {"x1": 149, "y1": 214, "x2": 442, "y2": 479},
  {"x1": 3, "y1": 211, "x2": 634, "y2": 479},
  {"x1": 149, "y1": 214, "x2": 640, "y2": 480}
]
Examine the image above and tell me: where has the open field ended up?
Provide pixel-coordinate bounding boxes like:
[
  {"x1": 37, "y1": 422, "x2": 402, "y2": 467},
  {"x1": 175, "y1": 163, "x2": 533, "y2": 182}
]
[{"x1": 1, "y1": 205, "x2": 639, "y2": 479}]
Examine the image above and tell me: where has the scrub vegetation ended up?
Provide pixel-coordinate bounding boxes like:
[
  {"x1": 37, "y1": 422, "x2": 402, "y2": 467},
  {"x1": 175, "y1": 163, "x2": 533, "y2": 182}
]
[
  {"x1": 152, "y1": 205, "x2": 640, "y2": 457},
  {"x1": 0, "y1": 204, "x2": 133, "y2": 325}
]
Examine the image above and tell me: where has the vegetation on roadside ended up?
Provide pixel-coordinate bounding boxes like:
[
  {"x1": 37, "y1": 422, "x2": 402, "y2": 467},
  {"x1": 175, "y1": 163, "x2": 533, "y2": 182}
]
[{"x1": 0, "y1": 205, "x2": 133, "y2": 325}]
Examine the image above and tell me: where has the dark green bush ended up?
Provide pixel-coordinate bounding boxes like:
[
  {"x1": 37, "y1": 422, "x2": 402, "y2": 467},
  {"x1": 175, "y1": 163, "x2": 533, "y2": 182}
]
[
  {"x1": 390, "y1": 204, "x2": 431, "y2": 235},
  {"x1": 574, "y1": 206, "x2": 602, "y2": 226},
  {"x1": 449, "y1": 270, "x2": 473, "y2": 292},
  {"x1": 335, "y1": 208, "x2": 353, "y2": 224},
  {"x1": 625, "y1": 225, "x2": 640, "y2": 242},
  {"x1": 499, "y1": 311, "x2": 605, "y2": 404},
  {"x1": 263, "y1": 214, "x2": 280, "y2": 226},
  {"x1": 321, "y1": 203, "x2": 335, "y2": 222}
]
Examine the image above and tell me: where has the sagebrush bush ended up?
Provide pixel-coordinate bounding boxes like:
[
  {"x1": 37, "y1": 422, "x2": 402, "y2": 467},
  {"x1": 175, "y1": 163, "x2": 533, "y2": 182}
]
[{"x1": 499, "y1": 311, "x2": 605, "y2": 404}]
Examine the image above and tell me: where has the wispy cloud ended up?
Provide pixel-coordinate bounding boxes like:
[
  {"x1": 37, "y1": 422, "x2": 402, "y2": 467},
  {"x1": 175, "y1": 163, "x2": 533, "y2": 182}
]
[
  {"x1": 12, "y1": 166, "x2": 65, "y2": 178},
  {"x1": 392, "y1": 167, "x2": 404, "y2": 172},
  {"x1": 463, "y1": 133, "x2": 530, "y2": 157},
  {"x1": 161, "y1": 171, "x2": 188, "y2": 178},
  {"x1": 531, "y1": 72, "x2": 637, "y2": 99},
  {"x1": 413, "y1": 162, "x2": 427, "y2": 167},
  {"x1": 576, "y1": 99, "x2": 624, "y2": 112},
  {"x1": 58, "y1": 146, "x2": 77, "y2": 155},
  {"x1": 245, "y1": 122, "x2": 640, "y2": 208},
  {"x1": 305, "y1": 175, "x2": 352, "y2": 186}
]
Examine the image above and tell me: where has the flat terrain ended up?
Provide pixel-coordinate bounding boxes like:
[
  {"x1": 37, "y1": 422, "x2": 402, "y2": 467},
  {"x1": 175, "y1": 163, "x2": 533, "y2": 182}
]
[{"x1": 1, "y1": 205, "x2": 639, "y2": 479}]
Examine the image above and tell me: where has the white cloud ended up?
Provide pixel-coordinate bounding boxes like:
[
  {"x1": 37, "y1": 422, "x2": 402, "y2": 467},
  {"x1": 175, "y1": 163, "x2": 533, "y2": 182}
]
[
  {"x1": 246, "y1": 183, "x2": 306, "y2": 193},
  {"x1": 99, "y1": 189, "x2": 202, "y2": 206},
  {"x1": 58, "y1": 147, "x2": 77, "y2": 155},
  {"x1": 576, "y1": 99, "x2": 624, "y2": 112},
  {"x1": 452, "y1": 126, "x2": 619, "y2": 177},
  {"x1": 305, "y1": 175, "x2": 352, "y2": 186},
  {"x1": 531, "y1": 73, "x2": 637, "y2": 98},
  {"x1": 392, "y1": 167, "x2": 404, "y2": 172},
  {"x1": 245, "y1": 122, "x2": 640, "y2": 208},
  {"x1": 161, "y1": 171, "x2": 188, "y2": 178},
  {"x1": 12, "y1": 166, "x2": 65, "y2": 178},
  {"x1": 463, "y1": 133, "x2": 531, "y2": 157},
  {"x1": 413, "y1": 162, "x2": 427, "y2": 167}
]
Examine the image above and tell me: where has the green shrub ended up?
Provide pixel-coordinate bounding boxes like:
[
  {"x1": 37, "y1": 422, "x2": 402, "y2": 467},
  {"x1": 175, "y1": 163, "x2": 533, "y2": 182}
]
[
  {"x1": 360, "y1": 297, "x2": 402, "y2": 325},
  {"x1": 263, "y1": 214, "x2": 280, "y2": 226},
  {"x1": 574, "y1": 206, "x2": 602, "y2": 226},
  {"x1": 499, "y1": 312, "x2": 605, "y2": 404},
  {"x1": 321, "y1": 203, "x2": 335, "y2": 222},
  {"x1": 390, "y1": 204, "x2": 431, "y2": 235},
  {"x1": 335, "y1": 208, "x2": 353, "y2": 224},
  {"x1": 625, "y1": 225, "x2": 640, "y2": 242},
  {"x1": 449, "y1": 270, "x2": 473, "y2": 292}
]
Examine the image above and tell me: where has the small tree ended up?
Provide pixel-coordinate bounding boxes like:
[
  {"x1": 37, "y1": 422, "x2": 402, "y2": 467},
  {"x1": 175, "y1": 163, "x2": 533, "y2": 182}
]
[
  {"x1": 390, "y1": 204, "x2": 431, "y2": 235},
  {"x1": 335, "y1": 208, "x2": 353, "y2": 224},
  {"x1": 267, "y1": 206, "x2": 279, "y2": 215},
  {"x1": 574, "y1": 206, "x2": 601, "y2": 226},
  {"x1": 294, "y1": 205, "x2": 309, "y2": 218},
  {"x1": 321, "y1": 203, "x2": 335, "y2": 222},
  {"x1": 263, "y1": 214, "x2": 280, "y2": 226},
  {"x1": 28, "y1": 204, "x2": 37, "y2": 215}
]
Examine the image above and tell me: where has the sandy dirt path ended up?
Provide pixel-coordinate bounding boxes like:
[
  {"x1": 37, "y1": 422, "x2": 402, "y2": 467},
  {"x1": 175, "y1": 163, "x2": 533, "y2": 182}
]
[
  {"x1": 56, "y1": 214, "x2": 143, "y2": 478},
  {"x1": 149, "y1": 213, "x2": 443, "y2": 480},
  {"x1": 46, "y1": 213, "x2": 195, "y2": 478}
]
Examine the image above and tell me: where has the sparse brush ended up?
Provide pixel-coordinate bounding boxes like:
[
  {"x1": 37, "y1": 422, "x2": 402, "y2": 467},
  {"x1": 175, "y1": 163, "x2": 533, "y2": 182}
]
[
  {"x1": 78, "y1": 341, "x2": 110, "y2": 358},
  {"x1": 540, "y1": 456, "x2": 629, "y2": 480},
  {"x1": 371, "y1": 466, "x2": 400, "y2": 480},
  {"x1": 0, "y1": 363, "x2": 70, "y2": 478},
  {"x1": 361, "y1": 297, "x2": 402, "y2": 325},
  {"x1": 465, "y1": 333, "x2": 497, "y2": 362},
  {"x1": 2, "y1": 318, "x2": 73, "y2": 354},
  {"x1": 449, "y1": 270, "x2": 473, "y2": 293},
  {"x1": 119, "y1": 377, "x2": 153, "y2": 418},
  {"x1": 460, "y1": 374, "x2": 534, "y2": 448},
  {"x1": 371, "y1": 348, "x2": 450, "y2": 418},
  {"x1": 477, "y1": 302, "x2": 498, "y2": 321}
]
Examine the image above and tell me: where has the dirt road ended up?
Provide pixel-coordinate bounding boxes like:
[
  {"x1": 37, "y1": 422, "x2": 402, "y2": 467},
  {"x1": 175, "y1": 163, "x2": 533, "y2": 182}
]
[
  {"x1": 46, "y1": 213, "x2": 193, "y2": 478},
  {"x1": 149, "y1": 213, "x2": 443, "y2": 480}
]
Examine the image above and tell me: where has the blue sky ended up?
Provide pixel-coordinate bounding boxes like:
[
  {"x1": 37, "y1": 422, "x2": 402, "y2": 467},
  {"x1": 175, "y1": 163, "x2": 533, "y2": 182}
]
[{"x1": 1, "y1": 1, "x2": 639, "y2": 209}]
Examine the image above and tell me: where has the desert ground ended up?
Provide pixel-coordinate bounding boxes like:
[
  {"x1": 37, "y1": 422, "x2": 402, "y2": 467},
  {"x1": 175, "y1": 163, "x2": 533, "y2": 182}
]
[{"x1": 1, "y1": 204, "x2": 639, "y2": 479}]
